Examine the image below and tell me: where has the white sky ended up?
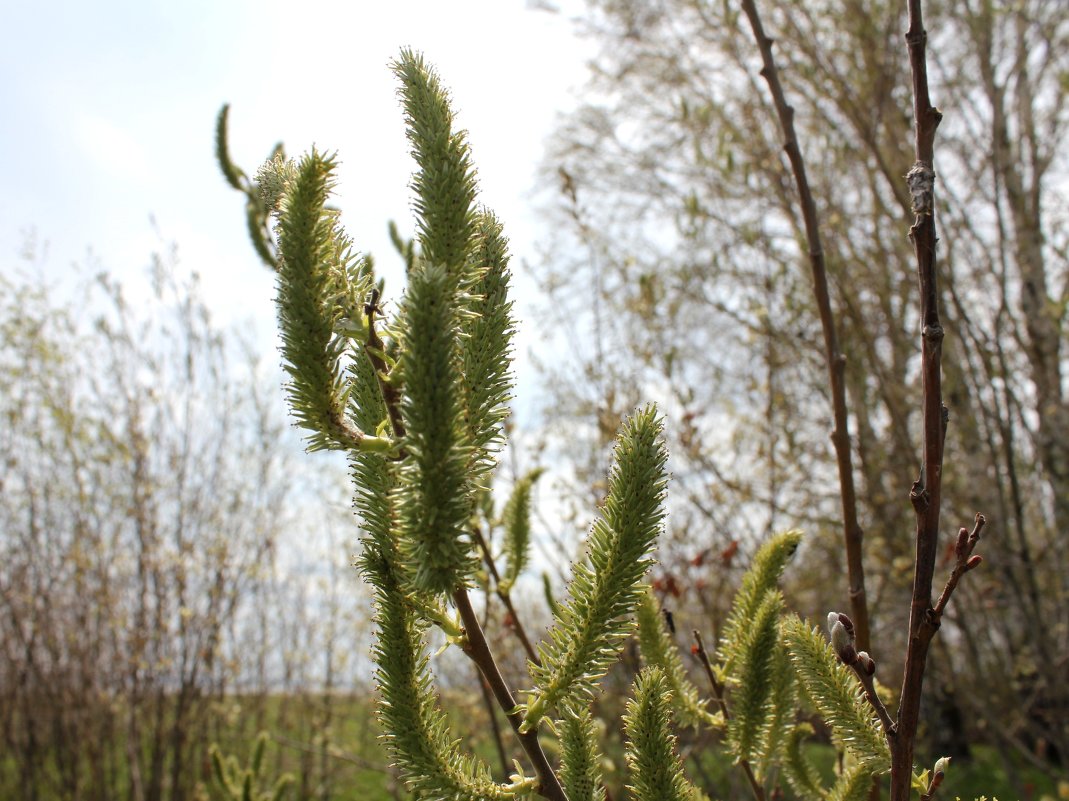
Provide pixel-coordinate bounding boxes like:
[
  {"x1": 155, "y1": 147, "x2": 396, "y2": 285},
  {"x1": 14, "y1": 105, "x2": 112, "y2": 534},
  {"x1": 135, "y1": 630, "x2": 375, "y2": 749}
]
[
  {"x1": 1, "y1": 0, "x2": 591, "y2": 407},
  {"x1": 1, "y1": 0, "x2": 601, "y2": 601}
]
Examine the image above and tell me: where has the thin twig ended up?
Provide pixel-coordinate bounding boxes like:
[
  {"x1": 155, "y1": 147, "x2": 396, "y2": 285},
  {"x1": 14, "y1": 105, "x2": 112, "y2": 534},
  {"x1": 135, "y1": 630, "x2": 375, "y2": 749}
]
[
  {"x1": 931, "y1": 514, "x2": 985, "y2": 618},
  {"x1": 891, "y1": 3, "x2": 972, "y2": 801},
  {"x1": 454, "y1": 588, "x2": 567, "y2": 801},
  {"x1": 693, "y1": 631, "x2": 766, "y2": 801},
  {"x1": 364, "y1": 287, "x2": 407, "y2": 444},
  {"x1": 849, "y1": 662, "x2": 897, "y2": 737},
  {"x1": 472, "y1": 525, "x2": 542, "y2": 666},
  {"x1": 739, "y1": 0, "x2": 872, "y2": 653},
  {"x1": 475, "y1": 669, "x2": 512, "y2": 779}
]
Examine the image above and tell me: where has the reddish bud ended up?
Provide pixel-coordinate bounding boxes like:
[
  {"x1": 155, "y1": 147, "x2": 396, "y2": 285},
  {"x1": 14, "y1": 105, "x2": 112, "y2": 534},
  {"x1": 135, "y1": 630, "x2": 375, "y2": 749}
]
[
  {"x1": 965, "y1": 555, "x2": 983, "y2": 571},
  {"x1": 954, "y1": 527, "x2": 969, "y2": 558},
  {"x1": 829, "y1": 618, "x2": 857, "y2": 664},
  {"x1": 857, "y1": 651, "x2": 876, "y2": 676}
]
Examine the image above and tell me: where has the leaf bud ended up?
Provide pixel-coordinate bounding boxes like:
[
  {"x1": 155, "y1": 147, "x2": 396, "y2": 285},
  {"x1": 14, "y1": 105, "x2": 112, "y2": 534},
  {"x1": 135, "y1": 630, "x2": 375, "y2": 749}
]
[
  {"x1": 954, "y1": 527, "x2": 969, "y2": 558},
  {"x1": 932, "y1": 756, "x2": 951, "y2": 787},
  {"x1": 965, "y1": 555, "x2": 983, "y2": 571},
  {"x1": 829, "y1": 616, "x2": 857, "y2": 665},
  {"x1": 857, "y1": 650, "x2": 876, "y2": 676}
]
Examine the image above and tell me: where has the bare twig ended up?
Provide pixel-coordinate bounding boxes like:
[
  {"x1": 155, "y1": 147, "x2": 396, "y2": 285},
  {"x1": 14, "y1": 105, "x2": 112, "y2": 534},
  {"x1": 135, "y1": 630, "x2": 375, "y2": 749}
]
[
  {"x1": 693, "y1": 630, "x2": 766, "y2": 801},
  {"x1": 919, "y1": 757, "x2": 950, "y2": 801},
  {"x1": 932, "y1": 515, "x2": 985, "y2": 618},
  {"x1": 829, "y1": 611, "x2": 898, "y2": 743},
  {"x1": 849, "y1": 659, "x2": 897, "y2": 737},
  {"x1": 472, "y1": 524, "x2": 542, "y2": 666},
  {"x1": 475, "y1": 669, "x2": 512, "y2": 779},
  {"x1": 453, "y1": 588, "x2": 567, "y2": 801},
  {"x1": 892, "y1": 3, "x2": 986, "y2": 801},
  {"x1": 364, "y1": 287, "x2": 407, "y2": 444},
  {"x1": 739, "y1": 0, "x2": 872, "y2": 653}
]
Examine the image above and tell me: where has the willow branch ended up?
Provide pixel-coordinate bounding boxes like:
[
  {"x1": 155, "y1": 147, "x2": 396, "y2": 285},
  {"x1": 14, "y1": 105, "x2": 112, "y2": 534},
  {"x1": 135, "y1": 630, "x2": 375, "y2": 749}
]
[
  {"x1": 849, "y1": 661, "x2": 897, "y2": 738},
  {"x1": 364, "y1": 287, "x2": 407, "y2": 443},
  {"x1": 472, "y1": 525, "x2": 542, "y2": 666},
  {"x1": 476, "y1": 669, "x2": 512, "y2": 779},
  {"x1": 692, "y1": 631, "x2": 766, "y2": 801},
  {"x1": 739, "y1": 0, "x2": 872, "y2": 653},
  {"x1": 892, "y1": 2, "x2": 953, "y2": 800},
  {"x1": 932, "y1": 514, "x2": 985, "y2": 618},
  {"x1": 454, "y1": 588, "x2": 567, "y2": 801}
]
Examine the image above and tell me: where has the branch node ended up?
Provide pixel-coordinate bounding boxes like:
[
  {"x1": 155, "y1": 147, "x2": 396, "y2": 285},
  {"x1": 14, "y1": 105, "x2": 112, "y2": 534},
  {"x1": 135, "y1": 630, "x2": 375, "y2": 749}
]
[
  {"x1": 905, "y1": 162, "x2": 936, "y2": 216},
  {"x1": 909, "y1": 480, "x2": 928, "y2": 511},
  {"x1": 922, "y1": 323, "x2": 944, "y2": 343}
]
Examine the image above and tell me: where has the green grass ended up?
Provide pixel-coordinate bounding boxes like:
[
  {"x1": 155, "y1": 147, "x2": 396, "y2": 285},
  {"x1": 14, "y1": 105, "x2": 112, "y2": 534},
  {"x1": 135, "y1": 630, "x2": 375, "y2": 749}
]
[{"x1": 3, "y1": 690, "x2": 1062, "y2": 801}]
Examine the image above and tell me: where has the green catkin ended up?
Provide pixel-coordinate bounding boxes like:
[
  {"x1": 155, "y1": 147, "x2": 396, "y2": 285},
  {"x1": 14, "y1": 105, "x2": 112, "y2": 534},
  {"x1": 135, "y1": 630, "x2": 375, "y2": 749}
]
[
  {"x1": 523, "y1": 405, "x2": 667, "y2": 731},
  {"x1": 636, "y1": 587, "x2": 718, "y2": 730},
  {"x1": 624, "y1": 667, "x2": 698, "y2": 801},
  {"x1": 781, "y1": 615, "x2": 890, "y2": 773}
]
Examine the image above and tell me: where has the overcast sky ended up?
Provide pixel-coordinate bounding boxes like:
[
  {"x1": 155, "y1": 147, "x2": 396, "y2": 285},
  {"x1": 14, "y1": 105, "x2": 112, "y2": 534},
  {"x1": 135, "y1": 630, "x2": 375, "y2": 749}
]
[{"x1": 1, "y1": 0, "x2": 590, "y2": 405}]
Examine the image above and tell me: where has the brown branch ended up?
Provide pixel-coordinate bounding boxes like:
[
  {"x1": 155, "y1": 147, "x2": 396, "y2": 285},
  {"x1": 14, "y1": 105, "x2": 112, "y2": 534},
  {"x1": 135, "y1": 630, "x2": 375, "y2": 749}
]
[
  {"x1": 739, "y1": 0, "x2": 872, "y2": 653},
  {"x1": 453, "y1": 588, "x2": 567, "y2": 801},
  {"x1": 472, "y1": 525, "x2": 542, "y2": 666},
  {"x1": 475, "y1": 670, "x2": 512, "y2": 779},
  {"x1": 830, "y1": 612, "x2": 898, "y2": 751},
  {"x1": 692, "y1": 631, "x2": 766, "y2": 801},
  {"x1": 892, "y1": 3, "x2": 970, "y2": 801},
  {"x1": 846, "y1": 655, "x2": 897, "y2": 737},
  {"x1": 931, "y1": 514, "x2": 985, "y2": 619},
  {"x1": 363, "y1": 287, "x2": 407, "y2": 443}
]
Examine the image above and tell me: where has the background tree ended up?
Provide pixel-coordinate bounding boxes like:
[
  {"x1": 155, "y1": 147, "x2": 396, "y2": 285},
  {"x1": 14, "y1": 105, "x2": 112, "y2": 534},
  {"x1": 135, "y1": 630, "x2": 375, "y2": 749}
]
[
  {"x1": 0, "y1": 249, "x2": 380, "y2": 801},
  {"x1": 533, "y1": 0, "x2": 1067, "y2": 780}
]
